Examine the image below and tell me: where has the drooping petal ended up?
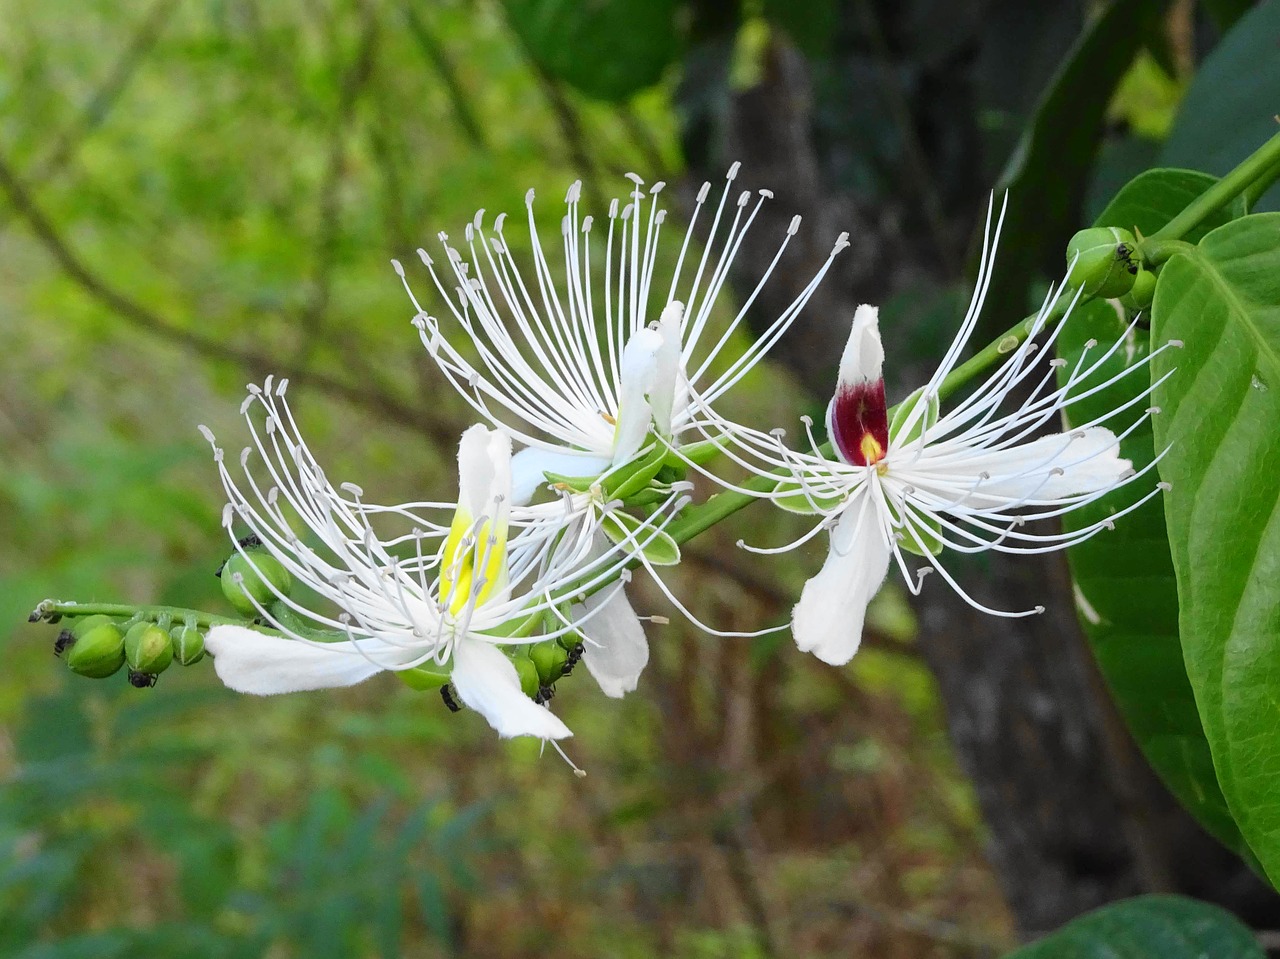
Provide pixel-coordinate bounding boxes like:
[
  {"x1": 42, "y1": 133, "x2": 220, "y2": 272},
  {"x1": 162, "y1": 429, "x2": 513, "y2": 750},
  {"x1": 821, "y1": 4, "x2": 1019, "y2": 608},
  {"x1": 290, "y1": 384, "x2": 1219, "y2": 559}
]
[
  {"x1": 510, "y1": 446, "x2": 613, "y2": 505},
  {"x1": 575, "y1": 587, "x2": 649, "y2": 698},
  {"x1": 205, "y1": 625, "x2": 404, "y2": 694},
  {"x1": 450, "y1": 637, "x2": 572, "y2": 740},
  {"x1": 455, "y1": 424, "x2": 513, "y2": 522},
  {"x1": 792, "y1": 496, "x2": 892, "y2": 666},
  {"x1": 612, "y1": 326, "x2": 664, "y2": 465},
  {"x1": 828, "y1": 305, "x2": 889, "y2": 466},
  {"x1": 649, "y1": 301, "x2": 684, "y2": 437},
  {"x1": 918, "y1": 426, "x2": 1131, "y2": 509}
]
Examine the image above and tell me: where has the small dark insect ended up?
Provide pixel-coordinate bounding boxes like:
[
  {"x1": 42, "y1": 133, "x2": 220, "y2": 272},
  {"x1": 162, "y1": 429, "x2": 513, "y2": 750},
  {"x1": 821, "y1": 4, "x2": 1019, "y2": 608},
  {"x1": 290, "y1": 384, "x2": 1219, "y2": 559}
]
[
  {"x1": 535, "y1": 684, "x2": 555, "y2": 705},
  {"x1": 53, "y1": 630, "x2": 75, "y2": 657},
  {"x1": 440, "y1": 683, "x2": 461, "y2": 713},
  {"x1": 128, "y1": 670, "x2": 158, "y2": 688},
  {"x1": 216, "y1": 534, "x2": 265, "y2": 576},
  {"x1": 561, "y1": 642, "x2": 584, "y2": 676}
]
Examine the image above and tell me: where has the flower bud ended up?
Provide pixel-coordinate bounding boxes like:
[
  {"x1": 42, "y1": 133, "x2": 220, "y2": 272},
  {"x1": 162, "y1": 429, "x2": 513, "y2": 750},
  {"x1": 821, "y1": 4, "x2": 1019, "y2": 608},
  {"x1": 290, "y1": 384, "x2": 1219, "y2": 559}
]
[
  {"x1": 220, "y1": 549, "x2": 293, "y2": 616},
  {"x1": 513, "y1": 653, "x2": 540, "y2": 698},
  {"x1": 65, "y1": 620, "x2": 126, "y2": 678},
  {"x1": 124, "y1": 622, "x2": 174, "y2": 676},
  {"x1": 1065, "y1": 227, "x2": 1139, "y2": 299},
  {"x1": 172, "y1": 625, "x2": 206, "y2": 666},
  {"x1": 529, "y1": 640, "x2": 569, "y2": 685},
  {"x1": 1119, "y1": 267, "x2": 1156, "y2": 312}
]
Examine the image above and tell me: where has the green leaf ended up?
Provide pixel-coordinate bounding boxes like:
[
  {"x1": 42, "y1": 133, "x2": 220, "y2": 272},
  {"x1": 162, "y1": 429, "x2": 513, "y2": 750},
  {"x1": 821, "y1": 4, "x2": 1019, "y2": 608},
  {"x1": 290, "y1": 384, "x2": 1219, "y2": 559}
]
[
  {"x1": 1004, "y1": 895, "x2": 1262, "y2": 958},
  {"x1": 1151, "y1": 212, "x2": 1280, "y2": 882},
  {"x1": 1059, "y1": 168, "x2": 1247, "y2": 854},
  {"x1": 601, "y1": 509, "x2": 679, "y2": 566},
  {"x1": 1162, "y1": 1, "x2": 1280, "y2": 212},
  {"x1": 986, "y1": 0, "x2": 1169, "y2": 323},
  {"x1": 501, "y1": 0, "x2": 680, "y2": 102}
]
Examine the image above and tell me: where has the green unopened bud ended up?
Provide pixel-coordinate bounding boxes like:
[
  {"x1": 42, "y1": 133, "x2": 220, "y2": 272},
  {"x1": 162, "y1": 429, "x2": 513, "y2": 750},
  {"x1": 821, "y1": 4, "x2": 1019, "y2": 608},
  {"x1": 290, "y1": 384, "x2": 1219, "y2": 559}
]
[
  {"x1": 220, "y1": 549, "x2": 293, "y2": 615},
  {"x1": 1119, "y1": 267, "x2": 1156, "y2": 311},
  {"x1": 65, "y1": 621, "x2": 126, "y2": 678},
  {"x1": 125, "y1": 622, "x2": 173, "y2": 676},
  {"x1": 513, "y1": 653, "x2": 540, "y2": 698},
  {"x1": 529, "y1": 640, "x2": 569, "y2": 685},
  {"x1": 172, "y1": 625, "x2": 206, "y2": 666},
  {"x1": 1066, "y1": 226, "x2": 1139, "y2": 299}
]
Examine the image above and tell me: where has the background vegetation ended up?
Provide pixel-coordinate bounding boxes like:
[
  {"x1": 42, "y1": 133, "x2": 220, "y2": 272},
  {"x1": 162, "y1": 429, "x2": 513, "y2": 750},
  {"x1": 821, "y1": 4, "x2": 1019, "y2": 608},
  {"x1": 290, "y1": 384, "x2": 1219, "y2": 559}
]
[{"x1": 1, "y1": 0, "x2": 1278, "y2": 956}]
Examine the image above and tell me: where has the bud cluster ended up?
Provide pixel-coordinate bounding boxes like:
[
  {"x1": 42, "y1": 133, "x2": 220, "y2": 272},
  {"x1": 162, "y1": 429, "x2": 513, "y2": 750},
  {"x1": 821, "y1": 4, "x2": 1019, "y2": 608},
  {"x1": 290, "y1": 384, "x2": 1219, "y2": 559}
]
[{"x1": 53, "y1": 613, "x2": 206, "y2": 688}]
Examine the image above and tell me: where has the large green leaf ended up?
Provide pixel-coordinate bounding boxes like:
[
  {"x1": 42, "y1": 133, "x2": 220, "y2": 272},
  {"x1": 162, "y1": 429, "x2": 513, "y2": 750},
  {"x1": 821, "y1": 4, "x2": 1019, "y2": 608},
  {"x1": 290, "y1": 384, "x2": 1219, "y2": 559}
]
[
  {"x1": 1059, "y1": 168, "x2": 1245, "y2": 853},
  {"x1": 1161, "y1": 1, "x2": 1280, "y2": 211},
  {"x1": 1152, "y1": 212, "x2": 1280, "y2": 882},
  {"x1": 501, "y1": 0, "x2": 681, "y2": 102},
  {"x1": 1004, "y1": 895, "x2": 1262, "y2": 959}
]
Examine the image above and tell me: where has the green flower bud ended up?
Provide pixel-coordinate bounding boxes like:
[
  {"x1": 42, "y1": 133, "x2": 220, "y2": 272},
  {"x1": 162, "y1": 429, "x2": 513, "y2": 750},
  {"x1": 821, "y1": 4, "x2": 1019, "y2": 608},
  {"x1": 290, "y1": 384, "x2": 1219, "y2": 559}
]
[
  {"x1": 513, "y1": 654, "x2": 540, "y2": 699},
  {"x1": 65, "y1": 621, "x2": 126, "y2": 678},
  {"x1": 124, "y1": 621, "x2": 173, "y2": 676},
  {"x1": 1066, "y1": 226, "x2": 1139, "y2": 299},
  {"x1": 220, "y1": 549, "x2": 293, "y2": 616},
  {"x1": 529, "y1": 640, "x2": 569, "y2": 685},
  {"x1": 1119, "y1": 267, "x2": 1157, "y2": 311},
  {"x1": 55, "y1": 614, "x2": 115, "y2": 658},
  {"x1": 172, "y1": 625, "x2": 206, "y2": 666}
]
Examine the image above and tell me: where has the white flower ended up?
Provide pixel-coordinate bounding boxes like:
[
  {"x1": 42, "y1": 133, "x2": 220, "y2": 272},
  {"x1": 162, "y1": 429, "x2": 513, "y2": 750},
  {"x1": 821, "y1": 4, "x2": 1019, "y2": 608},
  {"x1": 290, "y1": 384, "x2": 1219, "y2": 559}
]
[
  {"x1": 392, "y1": 164, "x2": 849, "y2": 506},
  {"x1": 695, "y1": 200, "x2": 1176, "y2": 665},
  {"x1": 198, "y1": 379, "x2": 666, "y2": 739}
]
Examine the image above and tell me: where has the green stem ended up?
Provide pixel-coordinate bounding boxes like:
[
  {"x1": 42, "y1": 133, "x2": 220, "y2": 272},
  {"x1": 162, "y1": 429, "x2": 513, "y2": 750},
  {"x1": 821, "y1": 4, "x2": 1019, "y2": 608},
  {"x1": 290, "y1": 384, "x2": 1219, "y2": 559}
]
[
  {"x1": 1149, "y1": 128, "x2": 1280, "y2": 243},
  {"x1": 35, "y1": 600, "x2": 246, "y2": 630},
  {"x1": 1140, "y1": 238, "x2": 1197, "y2": 267}
]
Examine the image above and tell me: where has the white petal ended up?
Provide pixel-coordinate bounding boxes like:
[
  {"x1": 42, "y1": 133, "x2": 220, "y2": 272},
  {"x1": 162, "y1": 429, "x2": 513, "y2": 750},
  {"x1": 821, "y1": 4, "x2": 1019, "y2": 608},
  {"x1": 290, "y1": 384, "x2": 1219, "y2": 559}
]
[
  {"x1": 450, "y1": 637, "x2": 572, "y2": 740},
  {"x1": 576, "y1": 587, "x2": 649, "y2": 698},
  {"x1": 456, "y1": 424, "x2": 512, "y2": 522},
  {"x1": 836, "y1": 304, "x2": 883, "y2": 388},
  {"x1": 205, "y1": 625, "x2": 399, "y2": 694},
  {"x1": 613, "y1": 327, "x2": 663, "y2": 465},
  {"x1": 649, "y1": 301, "x2": 684, "y2": 436},
  {"x1": 510, "y1": 446, "x2": 612, "y2": 506},
  {"x1": 926, "y1": 427, "x2": 1130, "y2": 509},
  {"x1": 792, "y1": 499, "x2": 891, "y2": 666}
]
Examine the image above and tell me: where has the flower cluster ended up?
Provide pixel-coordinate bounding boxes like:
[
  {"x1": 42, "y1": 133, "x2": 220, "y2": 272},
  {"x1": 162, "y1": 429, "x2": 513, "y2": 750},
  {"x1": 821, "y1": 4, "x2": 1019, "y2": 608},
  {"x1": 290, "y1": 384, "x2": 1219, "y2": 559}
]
[{"x1": 198, "y1": 173, "x2": 1163, "y2": 752}]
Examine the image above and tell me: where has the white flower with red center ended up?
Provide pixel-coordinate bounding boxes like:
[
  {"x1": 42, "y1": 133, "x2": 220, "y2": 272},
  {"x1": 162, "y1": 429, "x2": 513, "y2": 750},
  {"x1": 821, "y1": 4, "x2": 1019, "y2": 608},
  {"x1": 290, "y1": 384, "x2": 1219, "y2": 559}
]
[
  {"x1": 197, "y1": 379, "x2": 682, "y2": 740},
  {"x1": 688, "y1": 202, "x2": 1177, "y2": 665}
]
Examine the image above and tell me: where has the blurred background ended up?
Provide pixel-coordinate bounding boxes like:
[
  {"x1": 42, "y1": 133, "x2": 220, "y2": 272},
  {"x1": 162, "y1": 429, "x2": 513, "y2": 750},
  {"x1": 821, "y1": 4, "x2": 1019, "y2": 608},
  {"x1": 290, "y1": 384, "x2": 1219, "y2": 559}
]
[{"x1": 3, "y1": 0, "x2": 1280, "y2": 956}]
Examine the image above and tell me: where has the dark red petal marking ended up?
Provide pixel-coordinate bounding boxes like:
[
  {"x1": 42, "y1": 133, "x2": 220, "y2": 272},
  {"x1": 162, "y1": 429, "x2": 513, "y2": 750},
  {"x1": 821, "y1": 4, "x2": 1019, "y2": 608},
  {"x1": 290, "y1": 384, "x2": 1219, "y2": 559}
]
[{"x1": 831, "y1": 380, "x2": 889, "y2": 466}]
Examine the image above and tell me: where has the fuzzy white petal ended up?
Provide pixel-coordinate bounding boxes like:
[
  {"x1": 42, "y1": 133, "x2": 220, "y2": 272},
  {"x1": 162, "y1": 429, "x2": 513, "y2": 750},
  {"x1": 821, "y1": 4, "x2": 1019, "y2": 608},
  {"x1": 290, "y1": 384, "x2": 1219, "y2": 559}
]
[
  {"x1": 510, "y1": 447, "x2": 613, "y2": 506},
  {"x1": 450, "y1": 637, "x2": 572, "y2": 740},
  {"x1": 792, "y1": 500, "x2": 892, "y2": 666},
  {"x1": 576, "y1": 587, "x2": 649, "y2": 698},
  {"x1": 919, "y1": 426, "x2": 1129, "y2": 508},
  {"x1": 837, "y1": 304, "x2": 884, "y2": 388},
  {"x1": 649, "y1": 301, "x2": 684, "y2": 436},
  {"x1": 205, "y1": 625, "x2": 403, "y2": 694},
  {"x1": 612, "y1": 327, "x2": 664, "y2": 465}
]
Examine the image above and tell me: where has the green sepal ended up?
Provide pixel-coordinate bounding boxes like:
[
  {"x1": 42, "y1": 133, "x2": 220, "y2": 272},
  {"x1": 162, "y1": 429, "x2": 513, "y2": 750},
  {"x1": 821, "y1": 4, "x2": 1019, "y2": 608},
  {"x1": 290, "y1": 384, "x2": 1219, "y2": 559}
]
[
  {"x1": 1120, "y1": 267, "x2": 1157, "y2": 311},
  {"x1": 888, "y1": 388, "x2": 939, "y2": 445},
  {"x1": 397, "y1": 661, "x2": 451, "y2": 691},
  {"x1": 70, "y1": 614, "x2": 115, "y2": 640},
  {"x1": 172, "y1": 625, "x2": 206, "y2": 666},
  {"x1": 513, "y1": 653, "x2": 540, "y2": 698},
  {"x1": 602, "y1": 509, "x2": 680, "y2": 565},
  {"x1": 65, "y1": 621, "x2": 126, "y2": 678},
  {"x1": 124, "y1": 621, "x2": 174, "y2": 675},
  {"x1": 541, "y1": 471, "x2": 598, "y2": 493},
  {"x1": 665, "y1": 437, "x2": 723, "y2": 468},
  {"x1": 891, "y1": 502, "x2": 943, "y2": 557},
  {"x1": 604, "y1": 443, "x2": 668, "y2": 502},
  {"x1": 529, "y1": 639, "x2": 569, "y2": 685},
  {"x1": 487, "y1": 609, "x2": 543, "y2": 639},
  {"x1": 771, "y1": 480, "x2": 843, "y2": 515}
]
